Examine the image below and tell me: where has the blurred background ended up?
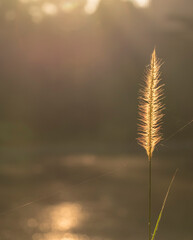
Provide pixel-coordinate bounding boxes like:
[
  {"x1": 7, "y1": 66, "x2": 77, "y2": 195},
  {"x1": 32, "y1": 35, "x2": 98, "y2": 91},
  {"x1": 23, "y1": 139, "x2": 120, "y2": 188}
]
[{"x1": 0, "y1": 0, "x2": 192, "y2": 240}]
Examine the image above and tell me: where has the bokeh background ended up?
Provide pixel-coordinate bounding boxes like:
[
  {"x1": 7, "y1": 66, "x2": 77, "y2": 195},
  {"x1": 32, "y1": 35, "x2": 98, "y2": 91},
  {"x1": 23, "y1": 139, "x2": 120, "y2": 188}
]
[{"x1": 0, "y1": 0, "x2": 192, "y2": 240}]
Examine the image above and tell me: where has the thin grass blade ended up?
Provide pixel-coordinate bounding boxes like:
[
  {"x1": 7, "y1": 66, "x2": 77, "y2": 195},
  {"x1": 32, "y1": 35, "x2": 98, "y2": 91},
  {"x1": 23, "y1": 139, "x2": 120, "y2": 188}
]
[{"x1": 151, "y1": 169, "x2": 178, "y2": 240}]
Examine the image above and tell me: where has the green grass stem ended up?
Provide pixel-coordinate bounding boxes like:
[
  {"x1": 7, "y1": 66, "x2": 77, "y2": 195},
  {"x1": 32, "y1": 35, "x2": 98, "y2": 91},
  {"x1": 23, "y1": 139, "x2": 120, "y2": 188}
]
[{"x1": 151, "y1": 169, "x2": 178, "y2": 240}]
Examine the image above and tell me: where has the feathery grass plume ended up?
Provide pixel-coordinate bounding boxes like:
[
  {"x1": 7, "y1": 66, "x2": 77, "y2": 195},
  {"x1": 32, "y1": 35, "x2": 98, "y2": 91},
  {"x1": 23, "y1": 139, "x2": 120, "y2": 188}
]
[
  {"x1": 137, "y1": 49, "x2": 164, "y2": 240},
  {"x1": 138, "y1": 49, "x2": 164, "y2": 159}
]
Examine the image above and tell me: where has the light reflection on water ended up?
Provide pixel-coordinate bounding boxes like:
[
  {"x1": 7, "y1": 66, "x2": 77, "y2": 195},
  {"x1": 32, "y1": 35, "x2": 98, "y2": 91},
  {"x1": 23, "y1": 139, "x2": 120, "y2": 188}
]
[
  {"x1": 41, "y1": 203, "x2": 84, "y2": 231},
  {"x1": 28, "y1": 202, "x2": 88, "y2": 240},
  {"x1": 32, "y1": 232, "x2": 92, "y2": 240}
]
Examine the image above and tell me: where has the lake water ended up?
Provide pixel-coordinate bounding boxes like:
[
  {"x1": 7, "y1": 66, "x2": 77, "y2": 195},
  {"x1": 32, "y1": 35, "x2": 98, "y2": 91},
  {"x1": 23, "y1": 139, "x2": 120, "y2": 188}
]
[{"x1": 0, "y1": 144, "x2": 192, "y2": 240}]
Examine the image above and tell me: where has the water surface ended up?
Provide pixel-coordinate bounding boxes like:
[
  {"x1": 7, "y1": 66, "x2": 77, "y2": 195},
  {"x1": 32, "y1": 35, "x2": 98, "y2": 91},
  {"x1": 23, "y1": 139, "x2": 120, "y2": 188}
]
[{"x1": 0, "y1": 146, "x2": 192, "y2": 240}]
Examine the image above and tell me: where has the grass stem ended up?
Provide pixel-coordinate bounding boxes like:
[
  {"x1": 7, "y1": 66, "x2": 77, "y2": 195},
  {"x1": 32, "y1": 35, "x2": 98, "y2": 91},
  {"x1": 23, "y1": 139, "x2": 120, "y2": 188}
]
[{"x1": 148, "y1": 155, "x2": 152, "y2": 240}]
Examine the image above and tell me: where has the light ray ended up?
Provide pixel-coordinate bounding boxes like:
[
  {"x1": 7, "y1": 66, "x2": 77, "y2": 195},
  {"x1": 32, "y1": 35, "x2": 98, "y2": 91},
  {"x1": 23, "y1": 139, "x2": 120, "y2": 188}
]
[
  {"x1": 84, "y1": 0, "x2": 101, "y2": 14},
  {"x1": 134, "y1": 0, "x2": 150, "y2": 7},
  {"x1": 42, "y1": 2, "x2": 58, "y2": 15},
  {"x1": 60, "y1": 0, "x2": 79, "y2": 13},
  {"x1": 122, "y1": 0, "x2": 150, "y2": 8}
]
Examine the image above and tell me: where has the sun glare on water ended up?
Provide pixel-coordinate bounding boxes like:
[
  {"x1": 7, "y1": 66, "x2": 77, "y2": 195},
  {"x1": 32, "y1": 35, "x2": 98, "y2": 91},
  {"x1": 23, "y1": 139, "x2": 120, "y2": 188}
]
[{"x1": 29, "y1": 203, "x2": 88, "y2": 240}]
